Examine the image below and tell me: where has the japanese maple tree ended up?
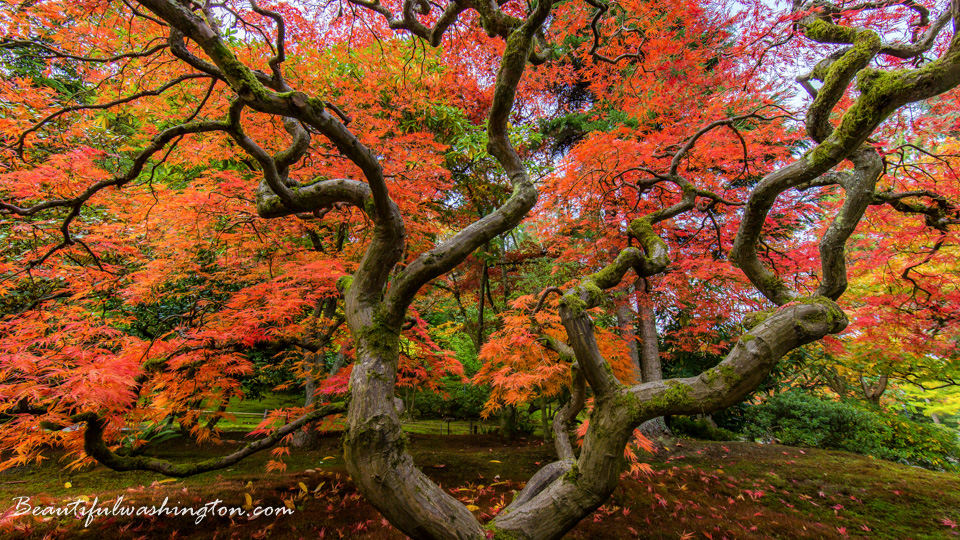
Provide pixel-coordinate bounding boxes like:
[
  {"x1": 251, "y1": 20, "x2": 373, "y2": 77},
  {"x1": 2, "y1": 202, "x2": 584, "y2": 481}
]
[{"x1": 2, "y1": 0, "x2": 960, "y2": 538}]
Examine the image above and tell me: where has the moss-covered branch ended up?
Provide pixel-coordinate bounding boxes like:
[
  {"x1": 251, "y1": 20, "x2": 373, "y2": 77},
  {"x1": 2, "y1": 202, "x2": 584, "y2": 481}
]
[
  {"x1": 801, "y1": 20, "x2": 881, "y2": 143},
  {"x1": 732, "y1": 1, "x2": 960, "y2": 305},
  {"x1": 623, "y1": 297, "x2": 847, "y2": 422},
  {"x1": 380, "y1": 0, "x2": 550, "y2": 327},
  {"x1": 815, "y1": 147, "x2": 884, "y2": 299},
  {"x1": 490, "y1": 296, "x2": 849, "y2": 539}
]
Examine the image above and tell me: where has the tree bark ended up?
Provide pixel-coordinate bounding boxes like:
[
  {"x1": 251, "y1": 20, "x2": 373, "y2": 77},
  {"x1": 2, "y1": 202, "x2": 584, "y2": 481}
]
[
  {"x1": 638, "y1": 285, "x2": 662, "y2": 384},
  {"x1": 616, "y1": 302, "x2": 640, "y2": 376},
  {"x1": 860, "y1": 374, "x2": 888, "y2": 405},
  {"x1": 477, "y1": 259, "x2": 487, "y2": 347},
  {"x1": 344, "y1": 331, "x2": 486, "y2": 539},
  {"x1": 500, "y1": 404, "x2": 518, "y2": 440},
  {"x1": 291, "y1": 360, "x2": 320, "y2": 448}
]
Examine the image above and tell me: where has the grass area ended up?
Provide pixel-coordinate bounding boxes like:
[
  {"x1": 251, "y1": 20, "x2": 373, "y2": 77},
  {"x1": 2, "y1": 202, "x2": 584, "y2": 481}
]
[
  {"x1": 214, "y1": 394, "x2": 498, "y2": 434},
  {"x1": 395, "y1": 419, "x2": 497, "y2": 435},
  {"x1": 2, "y1": 433, "x2": 958, "y2": 539},
  {"x1": 214, "y1": 394, "x2": 305, "y2": 431},
  {"x1": 215, "y1": 392, "x2": 500, "y2": 435},
  {"x1": 227, "y1": 394, "x2": 301, "y2": 415}
]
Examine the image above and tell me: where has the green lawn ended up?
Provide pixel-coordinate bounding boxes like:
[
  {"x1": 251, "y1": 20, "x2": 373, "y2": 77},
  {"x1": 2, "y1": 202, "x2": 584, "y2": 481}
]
[
  {"x1": 213, "y1": 394, "x2": 304, "y2": 430},
  {"x1": 214, "y1": 393, "x2": 502, "y2": 435}
]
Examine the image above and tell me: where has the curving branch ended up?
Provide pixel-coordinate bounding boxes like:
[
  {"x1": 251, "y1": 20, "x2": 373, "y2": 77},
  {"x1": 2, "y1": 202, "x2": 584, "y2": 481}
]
[
  {"x1": 732, "y1": 4, "x2": 960, "y2": 305},
  {"x1": 138, "y1": 0, "x2": 408, "y2": 315},
  {"x1": 873, "y1": 189, "x2": 960, "y2": 231},
  {"x1": 13, "y1": 73, "x2": 211, "y2": 159},
  {"x1": 552, "y1": 363, "x2": 585, "y2": 461},
  {"x1": 255, "y1": 179, "x2": 375, "y2": 219},
  {"x1": 810, "y1": 0, "x2": 951, "y2": 59},
  {"x1": 227, "y1": 121, "x2": 309, "y2": 213},
  {"x1": 345, "y1": 0, "x2": 468, "y2": 47},
  {"x1": 0, "y1": 38, "x2": 167, "y2": 63},
  {"x1": 167, "y1": 28, "x2": 227, "y2": 81},
  {"x1": 2, "y1": 114, "x2": 236, "y2": 269},
  {"x1": 66, "y1": 403, "x2": 345, "y2": 477},
  {"x1": 800, "y1": 20, "x2": 881, "y2": 143},
  {"x1": 584, "y1": 0, "x2": 648, "y2": 66},
  {"x1": 533, "y1": 287, "x2": 563, "y2": 314},
  {"x1": 624, "y1": 299, "x2": 847, "y2": 421},
  {"x1": 248, "y1": 0, "x2": 286, "y2": 83},
  {"x1": 488, "y1": 299, "x2": 847, "y2": 540},
  {"x1": 882, "y1": 8, "x2": 953, "y2": 58},
  {"x1": 815, "y1": 147, "x2": 884, "y2": 299},
  {"x1": 555, "y1": 225, "x2": 669, "y2": 397},
  {"x1": 898, "y1": 231, "x2": 948, "y2": 302},
  {"x1": 380, "y1": 0, "x2": 551, "y2": 326}
]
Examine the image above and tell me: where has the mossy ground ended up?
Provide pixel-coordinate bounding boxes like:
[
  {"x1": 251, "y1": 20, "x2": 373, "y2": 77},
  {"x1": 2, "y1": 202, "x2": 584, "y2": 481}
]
[{"x1": 1, "y1": 434, "x2": 957, "y2": 539}]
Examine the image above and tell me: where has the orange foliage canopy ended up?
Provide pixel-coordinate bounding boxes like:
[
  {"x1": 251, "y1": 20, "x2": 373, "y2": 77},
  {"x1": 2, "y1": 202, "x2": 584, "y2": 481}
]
[{"x1": 0, "y1": 0, "x2": 478, "y2": 468}]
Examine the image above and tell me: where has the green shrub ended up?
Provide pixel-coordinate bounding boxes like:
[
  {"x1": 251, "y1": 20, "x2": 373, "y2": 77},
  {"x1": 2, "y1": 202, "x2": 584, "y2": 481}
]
[
  {"x1": 413, "y1": 380, "x2": 490, "y2": 419},
  {"x1": 743, "y1": 391, "x2": 960, "y2": 471},
  {"x1": 876, "y1": 416, "x2": 960, "y2": 471},
  {"x1": 669, "y1": 416, "x2": 739, "y2": 441},
  {"x1": 743, "y1": 391, "x2": 889, "y2": 454}
]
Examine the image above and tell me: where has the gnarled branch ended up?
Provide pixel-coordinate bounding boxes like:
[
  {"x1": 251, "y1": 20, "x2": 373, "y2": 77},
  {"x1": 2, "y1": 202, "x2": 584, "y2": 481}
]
[{"x1": 67, "y1": 403, "x2": 345, "y2": 477}]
